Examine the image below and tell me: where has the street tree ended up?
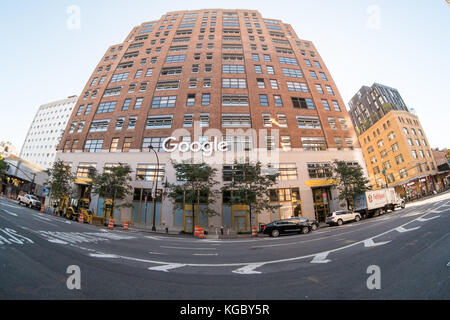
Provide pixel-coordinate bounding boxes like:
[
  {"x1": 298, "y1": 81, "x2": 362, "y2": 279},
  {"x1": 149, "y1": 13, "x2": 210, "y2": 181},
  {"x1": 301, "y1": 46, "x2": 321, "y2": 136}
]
[
  {"x1": 221, "y1": 161, "x2": 279, "y2": 232},
  {"x1": 332, "y1": 160, "x2": 371, "y2": 210},
  {"x1": 165, "y1": 161, "x2": 219, "y2": 234},
  {"x1": 44, "y1": 160, "x2": 75, "y2": 207},
  {"x1": 88, "y1": 164, "x2": 134, "y2": 220}
]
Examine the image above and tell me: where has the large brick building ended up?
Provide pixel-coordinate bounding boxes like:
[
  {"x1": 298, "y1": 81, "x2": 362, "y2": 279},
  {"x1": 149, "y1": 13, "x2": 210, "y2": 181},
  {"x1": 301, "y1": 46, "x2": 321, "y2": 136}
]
[{"x1": 56, "y1": 9, "x2": 366, "y2": 232}]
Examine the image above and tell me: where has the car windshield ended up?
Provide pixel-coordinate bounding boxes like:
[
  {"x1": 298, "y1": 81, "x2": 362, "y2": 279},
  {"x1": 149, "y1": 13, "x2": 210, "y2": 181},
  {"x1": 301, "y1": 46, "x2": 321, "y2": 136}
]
[{"x1": 30, "y1": 196, "x2": 39, "y2": 201}]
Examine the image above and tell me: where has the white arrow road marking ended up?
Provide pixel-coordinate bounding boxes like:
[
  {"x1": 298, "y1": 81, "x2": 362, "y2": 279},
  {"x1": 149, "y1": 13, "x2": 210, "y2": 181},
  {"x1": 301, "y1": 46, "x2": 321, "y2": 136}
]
[
  {"x1": 232, "y1": 264, "x2": 264, "y2": 275},
  {"x1": 311, "y1": 252, "x2": 331, "y2": 264},
  {"x1": 416, "y1": 216, "x2": 440, "y2": 222},
  {"x1": 47, "y1": 238, "x2": 68, "y2": 244},
  {"x1": 148, "y1": 263, "x2": 186, "y2": 272},
  {"x1": 396, "y1": 226, "x2": 421, "y2": 233},
  {"x1": 2, "y1": 210, "x2": 18, "y2": 217},
  {"x1": 364, "y1": 239, "x2": 391, "y2": 247}
]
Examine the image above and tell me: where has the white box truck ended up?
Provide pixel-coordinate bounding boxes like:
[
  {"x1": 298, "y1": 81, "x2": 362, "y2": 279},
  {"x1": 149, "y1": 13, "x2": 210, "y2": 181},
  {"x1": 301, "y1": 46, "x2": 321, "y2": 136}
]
[{"x1": 353, "y1": 188, "x2": 405, "y2": 219}]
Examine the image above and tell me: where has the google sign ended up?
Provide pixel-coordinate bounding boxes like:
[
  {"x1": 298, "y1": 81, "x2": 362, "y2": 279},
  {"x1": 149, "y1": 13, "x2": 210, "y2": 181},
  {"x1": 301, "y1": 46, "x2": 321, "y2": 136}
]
[{"x1": 162, "y1": 137, "x2": 229, "y2": 156}]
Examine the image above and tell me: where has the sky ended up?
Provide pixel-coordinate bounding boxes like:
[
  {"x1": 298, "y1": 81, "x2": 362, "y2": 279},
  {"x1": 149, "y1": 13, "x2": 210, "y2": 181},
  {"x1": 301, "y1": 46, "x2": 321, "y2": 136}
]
[{"x1": 0, "y1": 0, "x2": 449, "y2": 153}]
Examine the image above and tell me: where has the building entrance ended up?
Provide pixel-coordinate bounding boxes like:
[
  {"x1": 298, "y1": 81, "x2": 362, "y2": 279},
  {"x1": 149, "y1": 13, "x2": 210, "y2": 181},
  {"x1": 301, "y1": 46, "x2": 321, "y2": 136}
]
[{"x1": 312, "y1": 187, "x2": 332, "y2": 223}]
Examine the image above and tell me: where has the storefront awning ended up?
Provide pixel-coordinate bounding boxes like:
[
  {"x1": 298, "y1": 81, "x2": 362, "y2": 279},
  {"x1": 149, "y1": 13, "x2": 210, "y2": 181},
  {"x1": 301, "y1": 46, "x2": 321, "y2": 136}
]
[{"x1": 390, "y1": 174, "x2": 431, "y2": 188}]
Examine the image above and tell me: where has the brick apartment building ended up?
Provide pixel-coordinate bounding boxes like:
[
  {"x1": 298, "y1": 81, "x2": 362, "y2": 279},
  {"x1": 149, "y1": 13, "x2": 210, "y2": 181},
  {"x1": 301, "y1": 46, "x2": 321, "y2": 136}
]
[{"x1": 56, "y1": 9, "x2": 367, "y2": 232}]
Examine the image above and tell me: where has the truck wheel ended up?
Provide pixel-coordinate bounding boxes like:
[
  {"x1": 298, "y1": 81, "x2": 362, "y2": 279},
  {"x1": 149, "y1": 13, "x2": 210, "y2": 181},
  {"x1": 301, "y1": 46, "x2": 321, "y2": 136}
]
[{"x1": 355, "y1": 215, "x2": 361, "y2": 222}]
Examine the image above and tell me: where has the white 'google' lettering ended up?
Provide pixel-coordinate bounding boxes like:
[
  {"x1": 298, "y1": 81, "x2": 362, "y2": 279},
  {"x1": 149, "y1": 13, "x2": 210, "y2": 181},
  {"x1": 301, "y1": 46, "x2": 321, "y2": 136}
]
[{"x1": 162, "y1": 137, "x2": 228, "y2": 156}]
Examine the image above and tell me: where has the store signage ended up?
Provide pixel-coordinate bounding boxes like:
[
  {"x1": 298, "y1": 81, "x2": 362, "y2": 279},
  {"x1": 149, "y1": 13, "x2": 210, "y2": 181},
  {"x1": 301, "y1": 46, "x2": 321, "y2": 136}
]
[{"x1": 162, "y1": 137, "x2": 229, "y2": 156}]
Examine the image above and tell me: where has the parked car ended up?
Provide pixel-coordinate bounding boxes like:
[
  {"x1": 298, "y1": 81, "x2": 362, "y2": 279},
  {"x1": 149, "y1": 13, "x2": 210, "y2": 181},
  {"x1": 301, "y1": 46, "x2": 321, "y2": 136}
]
[
  {"x1": 261, "y1": 218, "x2": 312, "y2": 237},
  {"x1": 17, "y1": 194, "x2": 42, "y2": 210},
  {"x1": 294, "y1": 217, "x2": 320, "y2": 231},
  {"x1": 326, "y1": 210, "x2": 361, "y2": 226}
]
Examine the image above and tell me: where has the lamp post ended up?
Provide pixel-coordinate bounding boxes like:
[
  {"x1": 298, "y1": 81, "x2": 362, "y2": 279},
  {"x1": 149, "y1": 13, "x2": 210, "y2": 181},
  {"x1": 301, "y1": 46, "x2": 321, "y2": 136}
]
[{"x1": 148, "y1": 146, "x2": 160, "y2": 232}]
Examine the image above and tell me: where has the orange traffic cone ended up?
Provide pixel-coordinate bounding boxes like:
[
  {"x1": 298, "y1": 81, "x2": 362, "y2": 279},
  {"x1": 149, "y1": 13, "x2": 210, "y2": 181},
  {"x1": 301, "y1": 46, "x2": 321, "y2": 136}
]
[
  {"x1": 194, "y1": 225, "x2": 200, "y2": 238},
  {"x1": 123, "y1": 221, "x2": 129, "y2": 231},
  {"x1": 108, "y1": 219, "x2": 114, "y2": 230},
  {"x1": 252, "y1": 226, "x2": 258, "y2": 237},
  {"x1": 199, "y1": 227, "x2": 205, "y2": 239},
  {"x1": 79, "y1": 212, "x2": 84, "y2": 223}
]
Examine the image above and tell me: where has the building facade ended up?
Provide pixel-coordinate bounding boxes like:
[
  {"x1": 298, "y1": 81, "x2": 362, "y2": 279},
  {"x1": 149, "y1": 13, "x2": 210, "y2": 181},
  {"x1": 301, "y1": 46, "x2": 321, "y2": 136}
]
[
  {"x1": 348, "y1": 83, "x2": 408, "y2": 135},
  {"x1": 349, "y1": 85, "x2": 441, "y2": 200},
  {"x1": 20, "y1": 96, "x2": 78, "y2": 170},
  {"x1": 56, "y1": 9, "x2": 366, "y2": 232}
]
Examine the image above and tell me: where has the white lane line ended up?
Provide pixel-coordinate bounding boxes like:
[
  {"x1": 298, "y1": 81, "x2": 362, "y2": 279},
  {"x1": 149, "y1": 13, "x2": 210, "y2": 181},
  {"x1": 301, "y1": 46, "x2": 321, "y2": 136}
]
[
  {"x1": 193, "y1": 253, "x2": 219, "y2": 256},
  {"x1": 149, "y1": 251, "x2": 167, "y2": 255},
  {"x1": 2, "y1": 210, "x2": 18, "y2": 217},
  {"x1": 32, "y1": 214, "x2": 52, "y2": 222},
  {"x1": 148, "y1": 263, "x2": 186, "y2": 272},
  {"x1": 310, "y1": 252, "x2": 331, "y2": 264},
  {"x1": 232, "y1": 264, "x2": 264, "y2": 275},
  {"x1": 90, "y1": 253, "x2": 120, "y2": 258},
  {"x1": 363, "y1": 238, "x2": 391, "y2": 247},
  {"x1": 396, "y1": 226, "x2": 421, "y2": 233},
  {"x1": 160, "y1": 246, "x2": 217, "y2": 250}
]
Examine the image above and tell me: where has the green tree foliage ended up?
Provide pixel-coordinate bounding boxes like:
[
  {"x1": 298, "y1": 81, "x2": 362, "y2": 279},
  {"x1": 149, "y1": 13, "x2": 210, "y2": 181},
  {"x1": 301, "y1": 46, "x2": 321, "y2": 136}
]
[
  {"x1": 221, "y1": 162, "x2": 278, "y2": 231},
  {"x1": 88, "y1": 164, "x2": 134, "y2": 217},
  {"x1": 165, "y1": 161, "x2": 219, "y2": 233},
  {"x1": 44, "y1": 160, "x2": 74, "y2": 202},
  {"x1": 332, "y1": 161, "x2": 371, "y2": 210}
]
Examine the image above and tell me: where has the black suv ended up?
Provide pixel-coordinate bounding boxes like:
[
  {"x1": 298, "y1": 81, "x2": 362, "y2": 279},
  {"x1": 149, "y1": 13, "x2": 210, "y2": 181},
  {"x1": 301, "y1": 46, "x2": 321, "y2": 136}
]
[{"x1": 261, "y1": 218, "x2": 312, "y2": 237}]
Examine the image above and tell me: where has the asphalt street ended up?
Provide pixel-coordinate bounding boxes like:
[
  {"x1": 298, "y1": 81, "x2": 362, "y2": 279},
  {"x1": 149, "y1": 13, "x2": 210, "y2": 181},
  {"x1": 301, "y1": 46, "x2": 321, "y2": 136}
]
[{"x1": 0, "y1": 192, "x2": 449, "y2": 300}]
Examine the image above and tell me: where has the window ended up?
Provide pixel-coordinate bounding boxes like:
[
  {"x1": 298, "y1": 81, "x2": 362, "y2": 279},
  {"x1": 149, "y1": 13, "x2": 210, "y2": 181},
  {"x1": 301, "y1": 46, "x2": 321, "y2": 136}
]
[
  {"x1": 274, "y1": 95, "x2": 283, "y2": 107},
  {"x1": 121, "y1": 138, "x2": 132, "y2": 153},
  {"x1": 134, "y1": 98, "x2": 144, "y2": 109},
  {"x1": 136, "y1": 164, "x2": 165, "y2": 182},
  {"x1": 412, "y1": 150, "x2": 418, "y2": 159},
  {"x1": 77, "y1": 121, "x2": 85, "y2": 133},
  {"x1": 332, "y1": 101, "x2": 341, "y2": 112},
  {"x1": 89, "y1": 120, "x2": 110, "y2": 132},
  {"x1": 319, "y1": 72, "x2": 327, "y2": 81},
  {"x1": 262, "y1": 114, "x2": 272, "y2": 127},
  {"x1": 257, "y1": 78, "x2": 265, "y2": 88},
  {"x1": 222, "y1": 95, "x2": 249, "y2": 106},
  {"x1": 135, "y1": 70, "x2": 143, "y2": 78},
  {"x1": 292, "y1": 97, "x2": 314, "y2": 109},
  {"x1": 322, "y1": 100, "x2": 330, "y2": 110},
  {"x1": 395, "y1": 154, "x2": 404, "y2": 165},
  {"x1": 128, "y1": 117, "x2": 137, "y2": 130},
  {"x1": 281, "y1": 136, "x2": 291, "y2": 151},
  {"x1": 388, "y1": 131, "x2": 396, "y2": 141},
  {"x1": 316, "y1": 84, "x2": 324, "y2": 94},
  {"x1": 270, "y1": 79, "x2": 279, "y2": 89},
  {"x1": 110, "y1": 138, "x2": 119, "y2": 153},
  {"x1": 282, "y1": 68, "x2": 303, "y2": 78},
  {"x1": 403, "y1": 127, "x2": 409, "y2": 135},
  {"x1": 278, "y1": 56, "x2": 298, "y2": 65},
  {"x1": 326, "y1": 85, "x2": 334, "y2": 95},
  {"x1": 103, "y1": 87, "x2": 122, "y2": 97},
  {"x1": 76, "y1": 106, "x2": 84, "y2": 116},
  {"x1": 84, "y1": 140, "x2": 103, "y2": 153},
  {"x1": 391, "y1": 143, "x2": 400, "y2": 152},
  {"x1": 309, "y1": 71, "x2": 318, "y2": 79},
  {"x1": 186, "y1": 94, "x2": 195, "y2": 107},
  {"x1": 97, "y1": 101, "x2": 117, "y2": 113},
  {"x1": 286, "y1": 81, "x2": 308, "y2": 92},
  {"x1": 115, "y1": 118, "x2": 124, "y2": 130},
  {"x1": 328, "y1": 117, "x2": 337, "y2": 130},
  {"x1": 202, "y1": 94, "x2": 211, "y2": 106},
  {"x1": 264, "y1": 54, "x2": 272, "y2": 62},
  {"x1": 252, "y1": 54, "x2": 260, "y2": 61},
  {"x1": 151, "y1": 96, "x2": 177, "y2": 109},
  {"x1": 307, "y1": 163, "x2": 332, "y2": 178},
  {"x1": 259, "y1": 94, "x2": 269, "y2": 106},
  {"x1": 297, "y1": 116, "x2": 321, "y2": 129},
  {"x1": 338, "y1": 118, "x2": 348, "y2": 130},
  {"x1": 76, "y1": 163, "x2": 96, "y2": 177},
  {"x1": 146, "y1": 116, "x2": 173, "y2": 129},
  {"x1": 156, "y1": 81, "x2": 179, "y2": 90},
  {"x1": 277, "y1": 114, "x2": 288, "y2": 128},
  {"x1": 142, "y1": 137, "x2": 168, "y2": 152},
  {"x1": 161, "y1": 66, "x2": 182, "y2": 76},
  {"x1": 165, "y1": 55, "x2": 186, "y2": 63},
  {"x1": 222, "y1": 78, "x2": 247, "y2": 88},
  {"x1": 122, "y1": 99, "x2": 131, "y2": 111},
  {"x1": 200, "y1": 114, "x2": 210, "y2": 127},
  {"x1": 222, "y1": 64, "x2": 245, "y2": 74},
  {"x1": 254, "y1": 65, "x2": 263, "y2": 74},
  {"x1": 373, "y1": 166, "x2": 380, "y2": 175},
  {"x1": 302, "y1": 137, "x2": 327, "y2": 151},
  {"x1": 222, "y1": 114, "x2": 251, "y2": 127}
]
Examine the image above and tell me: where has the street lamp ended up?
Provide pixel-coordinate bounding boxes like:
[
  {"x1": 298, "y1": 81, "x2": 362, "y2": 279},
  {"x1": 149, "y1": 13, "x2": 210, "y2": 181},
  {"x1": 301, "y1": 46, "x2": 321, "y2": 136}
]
[{"x1": 148, "y1": 146, "x2": 160, "y2": 232}]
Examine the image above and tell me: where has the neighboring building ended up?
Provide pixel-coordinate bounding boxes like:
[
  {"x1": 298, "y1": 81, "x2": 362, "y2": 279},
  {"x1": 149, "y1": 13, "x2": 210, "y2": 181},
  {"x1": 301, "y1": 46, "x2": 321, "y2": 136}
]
[
  {"x1": 0, "y1": 154, "x2": 48, "y2": 200},
  {"x1": 432, "y1": 148, "x2": 450, "y2": 189},
  {"x1": 0, "y1": 141, "x2": 18, "y2": 157},
  {"x1": 349, "y1": 85, "x2": 442, "y2": 199},
  {"x1": 56, "y1": 9, "x2": 366, "y2": 232},
  {"x1": 349, "y1": 83, "x2": 408, "y2": 135},
  {"x1": 20, "y1": 96, "x2": 78, "y2": 170}
]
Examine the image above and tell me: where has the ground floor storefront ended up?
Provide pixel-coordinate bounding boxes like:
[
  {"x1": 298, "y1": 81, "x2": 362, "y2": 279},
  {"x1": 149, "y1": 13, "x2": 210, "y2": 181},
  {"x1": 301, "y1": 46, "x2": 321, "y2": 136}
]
[
  {"x1": 55, "y1": 148, "x2": 367, "y2": 233},
  {"x1": 393, "y1": 172, "x2": 450, "y2": 202}
]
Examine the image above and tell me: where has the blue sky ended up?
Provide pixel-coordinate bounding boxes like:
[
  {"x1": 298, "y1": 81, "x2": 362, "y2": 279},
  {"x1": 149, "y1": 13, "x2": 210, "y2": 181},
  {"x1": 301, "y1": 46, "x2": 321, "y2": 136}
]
[{"x1": 0, "y1": 0, "x2": 449, "y2": 151}]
